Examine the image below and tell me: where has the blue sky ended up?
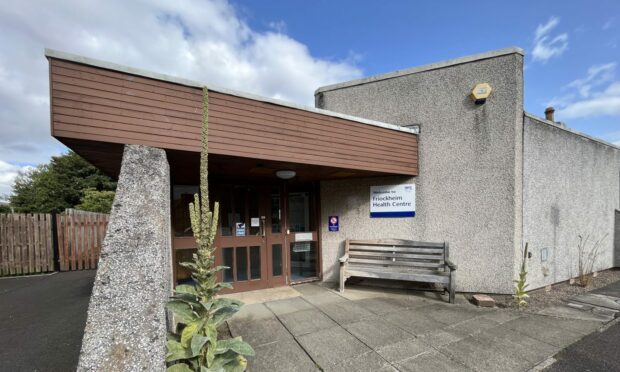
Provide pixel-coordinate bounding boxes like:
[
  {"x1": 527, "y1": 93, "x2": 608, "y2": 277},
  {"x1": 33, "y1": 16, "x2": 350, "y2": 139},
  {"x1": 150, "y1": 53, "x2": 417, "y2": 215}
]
[
  {"x1": 234, "y1": 0, "x2": 619, "y2": 142},
  {"x1": 0, "y1": 0, "x2": 618, "y2": 197}
]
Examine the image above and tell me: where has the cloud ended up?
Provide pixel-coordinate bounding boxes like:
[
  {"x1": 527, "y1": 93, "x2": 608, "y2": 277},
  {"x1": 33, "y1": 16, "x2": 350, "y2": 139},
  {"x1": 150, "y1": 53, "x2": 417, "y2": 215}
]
[
  {"x1": 551, "y1": 63, "x2": 620, "y2": 119},
  {"x1": 532, "y1": 17, "x2": 568, "y2": 63},
  {"x1": 0, "y1": 0, "x2": 362, "y2": 196},
  {"x1": 567, "y1": 63, "x2": 616, "y2": 98},
  {"x1": 0, "y1": 161, "x2": 34, "y2": 199},
  {"x1": 603, "y1": 17, "x2": 615, "y2": 30}
]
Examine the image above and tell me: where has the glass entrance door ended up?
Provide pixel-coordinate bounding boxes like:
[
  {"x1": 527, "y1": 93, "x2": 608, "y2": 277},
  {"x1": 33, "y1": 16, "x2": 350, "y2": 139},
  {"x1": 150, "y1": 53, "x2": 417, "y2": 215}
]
[
  {"x1": 171, "y1": 181, "x2": 320, "y2": 291},
  {"x1": 287, "y1": 189, "x2": 319, "y2": 282}
]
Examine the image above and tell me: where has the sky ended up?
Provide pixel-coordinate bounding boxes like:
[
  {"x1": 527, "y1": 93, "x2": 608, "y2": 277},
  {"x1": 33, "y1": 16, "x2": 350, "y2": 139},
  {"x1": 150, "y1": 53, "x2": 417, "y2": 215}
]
[{"x1": 0, "y1": 0, "x2": 618, "y2": 198}]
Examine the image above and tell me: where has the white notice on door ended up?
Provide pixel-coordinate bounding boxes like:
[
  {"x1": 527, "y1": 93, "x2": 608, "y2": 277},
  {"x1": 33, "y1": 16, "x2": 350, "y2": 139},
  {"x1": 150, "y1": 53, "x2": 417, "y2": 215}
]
[{"x1": 295, "y1": 232, "x2": 313, "y2": 242}]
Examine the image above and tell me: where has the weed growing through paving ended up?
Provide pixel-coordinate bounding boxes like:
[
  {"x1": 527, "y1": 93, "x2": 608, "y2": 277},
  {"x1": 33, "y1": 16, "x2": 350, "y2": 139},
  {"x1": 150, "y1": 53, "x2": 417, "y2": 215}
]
[
  {"x1": 165, "y1": 88, "x2": 254, "y2": 372},
  {"x1": 514, "y1": 242, "x2": 529, "y2": 308}
]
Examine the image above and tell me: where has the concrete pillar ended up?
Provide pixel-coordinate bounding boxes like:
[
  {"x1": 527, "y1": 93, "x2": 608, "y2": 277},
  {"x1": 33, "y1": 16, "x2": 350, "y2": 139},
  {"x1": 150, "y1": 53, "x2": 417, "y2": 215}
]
[{"x1": 78, "y1": 144, "x2": 172, "y2": 371}]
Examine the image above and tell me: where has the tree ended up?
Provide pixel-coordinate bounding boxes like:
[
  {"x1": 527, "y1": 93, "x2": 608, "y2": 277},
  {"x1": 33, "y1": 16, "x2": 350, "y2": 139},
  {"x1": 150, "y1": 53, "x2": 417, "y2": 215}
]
[
  {"x1": 9, "y1": 151, "x2": 116, "y2": 213},
  {"x1": 76, "y1": 188, "x2": 116, "y2": 213}
]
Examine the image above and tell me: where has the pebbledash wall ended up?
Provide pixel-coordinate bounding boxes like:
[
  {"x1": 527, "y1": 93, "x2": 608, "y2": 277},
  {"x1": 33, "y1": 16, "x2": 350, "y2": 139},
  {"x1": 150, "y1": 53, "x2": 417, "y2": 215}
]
[
  {"x1": 317, "y1": 48, "x2": 524, "y2": 293},
  {"x1": 316, "y1": 47, "x2": 620, "y2": 294},
  {"x1": 523, "y1": 114, "x2": 620, "y2": 289}
]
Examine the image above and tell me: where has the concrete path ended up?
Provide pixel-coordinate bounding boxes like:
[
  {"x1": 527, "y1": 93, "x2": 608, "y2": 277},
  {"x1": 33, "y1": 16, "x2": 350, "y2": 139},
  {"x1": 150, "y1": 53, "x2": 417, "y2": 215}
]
[
  {"x1": 227, "y1": 284, "x2": 606, "y2": 372},
  {"x1": 538, "y1": 279, "x2": 620, "y2": 323},
  {"x1": 0, "y1": 270, "x2": 95, "y2": 372}
]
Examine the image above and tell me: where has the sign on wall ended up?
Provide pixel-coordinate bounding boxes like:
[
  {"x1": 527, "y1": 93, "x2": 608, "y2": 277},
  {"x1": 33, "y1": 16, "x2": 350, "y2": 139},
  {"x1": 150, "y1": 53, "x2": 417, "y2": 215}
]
[
  {"x1": 328, "y1": 216, "x2": 339, "y2": 232},
  {"x1": 370, "y1": 184, "x2": 415, "y2": 217}
]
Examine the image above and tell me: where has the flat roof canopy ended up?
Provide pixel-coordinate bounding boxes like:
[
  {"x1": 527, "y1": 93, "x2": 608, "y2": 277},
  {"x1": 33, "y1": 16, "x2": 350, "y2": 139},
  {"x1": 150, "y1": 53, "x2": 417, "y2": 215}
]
[{"x1": 46, "y1": 50, "x2": 418, "y2": 180}]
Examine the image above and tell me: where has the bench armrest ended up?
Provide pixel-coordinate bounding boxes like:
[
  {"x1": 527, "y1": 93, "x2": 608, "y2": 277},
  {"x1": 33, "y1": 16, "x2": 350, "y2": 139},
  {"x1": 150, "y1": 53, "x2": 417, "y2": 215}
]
[
  {"x1": 339, "y1": 254, "x2": 349, "y2": 263},
  {"x1": 445, "y1": 259, "x2": 457, "y2": 271}
]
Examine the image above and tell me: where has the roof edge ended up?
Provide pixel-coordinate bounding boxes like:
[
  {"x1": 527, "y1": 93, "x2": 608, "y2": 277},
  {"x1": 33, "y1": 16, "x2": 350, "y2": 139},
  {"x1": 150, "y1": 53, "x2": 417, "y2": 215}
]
[
  {"x1": 315, "y1": 47, "x2": 525, "y2": 95},
  {"x1": 44, "y1": 48, "x2": 418, "y2": 135},
  {"x1": 524, "y1": 112, "x2": 620, "y2": 151}
]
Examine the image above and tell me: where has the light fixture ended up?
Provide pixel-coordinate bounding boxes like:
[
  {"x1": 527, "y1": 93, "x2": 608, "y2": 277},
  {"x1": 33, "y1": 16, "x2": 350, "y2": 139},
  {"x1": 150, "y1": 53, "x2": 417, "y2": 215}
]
[{"x1": 275, "y1": 170, "x2": 296, "y2": 180}]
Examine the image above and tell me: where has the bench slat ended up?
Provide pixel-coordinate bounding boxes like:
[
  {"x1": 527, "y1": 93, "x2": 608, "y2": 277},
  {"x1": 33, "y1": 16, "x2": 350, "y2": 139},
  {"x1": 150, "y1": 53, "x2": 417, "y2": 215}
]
[
  {"x1": 346, "y1": 268, "x2": 449, "y2": 284},
  {"x1": 348, "y1": 257, "x2": 444, "y2": 268},
  {"x1": 349, "y1": 251, "x2": 444, "y2": 261},
  {"x1": 349, "y1": 246, "x2": 445, "y2": 254},
  {"x1": 349, "y1": 239, "x2": 445, "y2": 248}
]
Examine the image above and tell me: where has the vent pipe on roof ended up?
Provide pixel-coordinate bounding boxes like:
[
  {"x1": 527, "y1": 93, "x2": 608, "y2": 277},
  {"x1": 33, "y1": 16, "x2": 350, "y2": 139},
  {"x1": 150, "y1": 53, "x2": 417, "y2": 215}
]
[{"x1": 545, "y1": 107, "x2": 555, "y2": 122}]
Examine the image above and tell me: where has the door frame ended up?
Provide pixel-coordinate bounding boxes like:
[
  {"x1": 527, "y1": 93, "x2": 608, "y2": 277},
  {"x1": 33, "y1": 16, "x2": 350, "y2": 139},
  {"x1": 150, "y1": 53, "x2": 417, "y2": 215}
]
[{"x1": 170, "y1": 179, "x2": 322, "y2": 292}]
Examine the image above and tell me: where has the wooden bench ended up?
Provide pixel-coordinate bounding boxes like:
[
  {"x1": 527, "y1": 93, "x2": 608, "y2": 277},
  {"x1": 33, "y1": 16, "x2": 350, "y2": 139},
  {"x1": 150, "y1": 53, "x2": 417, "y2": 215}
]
[{"x1": 339, "y1": 239, "x2": 457, "y2": 303}]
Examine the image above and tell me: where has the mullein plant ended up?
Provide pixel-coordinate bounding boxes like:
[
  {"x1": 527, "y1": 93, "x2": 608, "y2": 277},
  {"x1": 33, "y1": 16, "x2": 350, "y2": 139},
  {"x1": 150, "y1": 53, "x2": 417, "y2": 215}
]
[
  {"x1": 165, "y1": 88, "x2": 254, "y2": 372},
  {"x1": 514, "y1": 243, "x2": 529, "y2": 308}
]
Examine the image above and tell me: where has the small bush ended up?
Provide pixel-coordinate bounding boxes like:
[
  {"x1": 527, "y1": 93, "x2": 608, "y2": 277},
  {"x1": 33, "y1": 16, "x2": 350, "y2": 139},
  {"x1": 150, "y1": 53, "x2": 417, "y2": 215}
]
[{"x1": 576, "y1": 233, "x2": 607, "y2": 287}]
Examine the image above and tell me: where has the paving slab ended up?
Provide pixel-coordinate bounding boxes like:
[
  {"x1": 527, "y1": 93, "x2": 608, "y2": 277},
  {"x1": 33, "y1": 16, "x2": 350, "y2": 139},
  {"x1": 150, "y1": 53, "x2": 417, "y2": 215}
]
[
  {"x1": 353, "y1": 296, "x2": 427, "y2": 315},
  {"x1": 314, "y1": 299, "x2": 375, "y2": 324},
  {"x1": 416, "y1": 313, "x2": 504, "y2": 348},
  {"x1": 570, "y1": 293, "x2": 620, "y2": 311},
  {"x1": 442, "y1": 313, "x2": 502, "y2": 336},
  {"x1": 336, "y1": 286, "x2": 393, "y2": 301},
  {"x1": 301, "y1": 290, "x2": 347, "y2": 307},
  {"x1": 424, "y1": 303, "x2": 488, "y2": 325},
  {"x1": 501, "y1": 315, "x2": 584, "y2": 347},
  {"x1": 248, "y1": 339, "x2": 318, "y2": 372},
  {"x1": 477, "y1": 308, "x2": 521, "y2": 324},
  {"x1": 296, "y1": 327, "x2": 372, "y2": 368},
  {"x1": 375, "y1": 337, "x2": 431, "y2": 363},
  {"x1": 228, "y1": 318, "x2": 292, "y2": 347},
  {"x1": 344, "y1": 316, "x2": 413, "y2": 348},
  {"x1": 417, "y1": 328, "x2": 465, "y2": 348},
  {"x1": 537, "y1": 305, "x2": 614, "y2": 322},
  {"x1": 322, "y1": 350, "x2": 389, "y2": 372},
  {"x1": 383, "y1": 308, "x2": 445, "y2": 335},
  {"x1": 265, "y1": 296, "x2": 315, "y2": 316},
  {"x1": 229, "y1": 302, "x2": 275, "y2": 323},
  {"x1": 293, "y1": 283, "x2": 335, "y2": 297},
  {"x1": 478, "y1": 324, "x2": 559, "y2": 365},
  {"x1": 438, "y1": 331, "x2": 533, "y2": 372},
  {"x1": 278, "y1": 309, "x2": 337, "y2": 336},
  {"x1": 396, "y1": 350, "x2": 472, "y2": 372},
  {"x1": 533, "y1": 314, "x2": 603, "y2": 336},
  {"x1": 353, "y1": 296, "x2": 409, "y2": 315}
]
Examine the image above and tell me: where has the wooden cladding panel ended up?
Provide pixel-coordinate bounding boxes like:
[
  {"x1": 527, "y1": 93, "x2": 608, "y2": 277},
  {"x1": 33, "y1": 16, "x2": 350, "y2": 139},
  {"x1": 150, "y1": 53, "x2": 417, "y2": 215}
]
[{"x1": 49, "y1": 58, "x2": 418, "y2": 175}]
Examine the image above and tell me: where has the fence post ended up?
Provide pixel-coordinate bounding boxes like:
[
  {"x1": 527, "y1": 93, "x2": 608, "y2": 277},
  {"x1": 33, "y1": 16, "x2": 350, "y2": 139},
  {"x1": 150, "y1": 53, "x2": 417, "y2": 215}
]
[{"x1": 51, "y1": 211, "x2": 60, "y2": 272}]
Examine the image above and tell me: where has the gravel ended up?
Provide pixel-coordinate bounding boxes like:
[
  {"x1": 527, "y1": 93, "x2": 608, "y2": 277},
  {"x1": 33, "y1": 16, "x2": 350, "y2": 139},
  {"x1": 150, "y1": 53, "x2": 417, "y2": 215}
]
[{"x1": 489, "y1": 268, "x2": 620, "y2": 313}]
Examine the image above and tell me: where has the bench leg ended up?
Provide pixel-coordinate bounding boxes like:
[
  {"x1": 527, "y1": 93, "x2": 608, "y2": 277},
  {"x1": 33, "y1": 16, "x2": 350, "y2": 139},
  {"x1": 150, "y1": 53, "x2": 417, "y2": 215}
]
[
  {"x1": 448, "y1": 270, "x2": 456, "y2": 304},
  {"x1": 339, "y1": 266, "x2": 345, "y2": 293}
]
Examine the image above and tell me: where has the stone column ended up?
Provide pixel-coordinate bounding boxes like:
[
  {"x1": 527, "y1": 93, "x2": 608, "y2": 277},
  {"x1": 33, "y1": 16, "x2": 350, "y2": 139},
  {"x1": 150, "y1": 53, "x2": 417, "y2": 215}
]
[{"x1": 78, "y1": 144, "x2": 172, "y2": 372}]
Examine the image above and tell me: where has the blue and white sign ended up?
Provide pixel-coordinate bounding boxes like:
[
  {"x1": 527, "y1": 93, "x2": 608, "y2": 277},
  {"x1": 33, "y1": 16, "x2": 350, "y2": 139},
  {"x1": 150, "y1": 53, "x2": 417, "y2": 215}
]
[
  {"x1": 235, "y1": 222, "x2": 246, "y2": 236},
  {"x1": 328, "y1": 216, "x2": 339, "y2": 232},
  {"x1": 370, "y1": 184, "x2": 415, "y2": 218}
]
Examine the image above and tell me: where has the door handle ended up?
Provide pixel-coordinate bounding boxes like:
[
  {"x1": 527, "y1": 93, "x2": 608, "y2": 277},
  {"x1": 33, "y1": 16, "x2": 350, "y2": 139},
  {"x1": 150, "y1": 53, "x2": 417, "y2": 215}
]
[{"x1": 260, "y1": 216, "x2": 266, "y2": 238}]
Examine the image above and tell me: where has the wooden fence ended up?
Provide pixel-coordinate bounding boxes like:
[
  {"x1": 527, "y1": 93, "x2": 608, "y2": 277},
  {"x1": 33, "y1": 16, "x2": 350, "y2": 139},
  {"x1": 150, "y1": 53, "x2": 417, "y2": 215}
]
[
  {"x1": 0, "y1": 209, "x2": 110, "y2": 276},
  {"x1": 0, "y1": 213, "x2": 54, "y2": 275},
  {"x1": 56, "y1": 209, "x2": 109, "y2": 271}
]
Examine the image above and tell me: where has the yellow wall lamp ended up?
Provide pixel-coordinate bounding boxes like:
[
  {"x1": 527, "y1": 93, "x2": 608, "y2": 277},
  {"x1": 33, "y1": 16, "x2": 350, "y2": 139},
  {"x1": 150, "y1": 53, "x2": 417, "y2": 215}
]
[{"x1": 471, "y1": 83, "x2": 492, "y2": 105}]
